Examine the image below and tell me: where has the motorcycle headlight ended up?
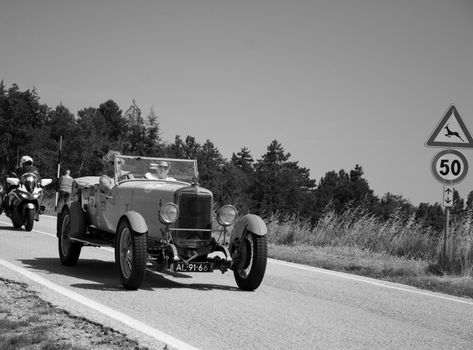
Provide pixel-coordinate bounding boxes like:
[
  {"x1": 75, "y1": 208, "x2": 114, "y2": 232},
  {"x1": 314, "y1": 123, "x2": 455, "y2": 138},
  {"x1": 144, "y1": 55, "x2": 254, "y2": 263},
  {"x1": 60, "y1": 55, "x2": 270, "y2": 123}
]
[
  {"x1": 159, "y1": 202, "x2": 179, "y2": 224},
  {"x1": 217, "y1": 205, "x2": 238, "y2": 226}
]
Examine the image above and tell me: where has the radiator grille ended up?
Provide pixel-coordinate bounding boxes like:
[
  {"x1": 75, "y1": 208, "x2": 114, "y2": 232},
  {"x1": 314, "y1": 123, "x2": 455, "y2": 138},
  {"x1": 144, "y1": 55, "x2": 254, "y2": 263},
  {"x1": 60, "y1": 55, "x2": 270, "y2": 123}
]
[{"x1": 177, "y1": 193, "x2": 212, "y2": 231}]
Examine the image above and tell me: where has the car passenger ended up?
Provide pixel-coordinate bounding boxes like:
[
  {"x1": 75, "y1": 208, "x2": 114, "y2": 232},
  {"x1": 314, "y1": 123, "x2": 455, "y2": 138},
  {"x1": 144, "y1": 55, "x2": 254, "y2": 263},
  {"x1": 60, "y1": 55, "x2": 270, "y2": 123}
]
[{"x1": 99, "y1": 150, "x2": 121, "y2": 192}]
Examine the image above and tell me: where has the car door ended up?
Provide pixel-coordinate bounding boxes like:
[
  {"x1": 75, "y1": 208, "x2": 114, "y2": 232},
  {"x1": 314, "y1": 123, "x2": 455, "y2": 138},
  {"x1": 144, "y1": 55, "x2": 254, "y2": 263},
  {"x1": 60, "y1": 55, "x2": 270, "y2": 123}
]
[{"x1": 102, "y1": 184, "x2": 133, "y2": 232}]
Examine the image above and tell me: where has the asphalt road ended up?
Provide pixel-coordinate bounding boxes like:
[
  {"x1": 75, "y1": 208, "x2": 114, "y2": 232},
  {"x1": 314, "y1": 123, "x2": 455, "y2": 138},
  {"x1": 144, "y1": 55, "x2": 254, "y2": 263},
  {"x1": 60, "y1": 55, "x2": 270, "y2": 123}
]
[{"x1": 1, "y1": 213, "x2": 472, "y2": 350}]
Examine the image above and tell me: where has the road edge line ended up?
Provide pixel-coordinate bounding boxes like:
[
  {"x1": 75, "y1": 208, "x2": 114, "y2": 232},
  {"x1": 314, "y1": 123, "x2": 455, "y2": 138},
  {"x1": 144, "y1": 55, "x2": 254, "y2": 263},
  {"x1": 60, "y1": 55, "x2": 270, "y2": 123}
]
[{"x1": 0, "y1": 258, "x2": 200, "y2": 350}]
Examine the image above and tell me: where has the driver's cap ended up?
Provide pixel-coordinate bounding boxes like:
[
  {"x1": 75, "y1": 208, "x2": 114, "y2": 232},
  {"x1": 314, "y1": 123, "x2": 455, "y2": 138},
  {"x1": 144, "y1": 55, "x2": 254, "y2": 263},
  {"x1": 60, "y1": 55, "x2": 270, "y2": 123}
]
[
  {"x1": 150, "y1": 160, "x2": 169, "y2": 169},
  {"x1": 156, "y1": 160, "x2": 169, "y2": 168}
]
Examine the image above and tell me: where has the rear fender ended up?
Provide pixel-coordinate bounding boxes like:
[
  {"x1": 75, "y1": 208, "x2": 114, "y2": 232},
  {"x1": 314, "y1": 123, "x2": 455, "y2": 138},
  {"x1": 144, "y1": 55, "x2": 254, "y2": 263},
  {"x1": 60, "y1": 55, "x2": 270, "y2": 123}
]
[
  {"x1": 121, "y1": 211, "x2": 148, "y2": 235},
  {"x1": 66, "y1": 201, "x2": 86, "y2": 238},
  {"x1": 230, "y1": 214, "x2": 267, "y2": 243}
]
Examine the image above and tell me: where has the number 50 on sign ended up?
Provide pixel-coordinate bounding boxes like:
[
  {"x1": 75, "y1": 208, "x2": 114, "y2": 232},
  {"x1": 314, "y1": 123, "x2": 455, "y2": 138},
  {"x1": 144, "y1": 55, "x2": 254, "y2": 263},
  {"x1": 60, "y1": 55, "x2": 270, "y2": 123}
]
[{"x1": 431, "y1": 149, "x2": 469, "y2": 185}]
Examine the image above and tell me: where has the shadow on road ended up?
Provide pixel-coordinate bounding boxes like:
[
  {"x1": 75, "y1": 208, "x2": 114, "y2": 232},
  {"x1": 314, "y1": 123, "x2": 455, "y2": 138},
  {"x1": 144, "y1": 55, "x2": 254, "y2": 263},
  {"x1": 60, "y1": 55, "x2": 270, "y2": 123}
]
[
  {"x1": 18, "y1": 257, "x2": 240, "y2": 292},
  {"x1": 0, "y1": 223, "x2": 21, "y2": 231},
  {"x1": 0, "y1": 226, "x2": 19, "y2": 231}
]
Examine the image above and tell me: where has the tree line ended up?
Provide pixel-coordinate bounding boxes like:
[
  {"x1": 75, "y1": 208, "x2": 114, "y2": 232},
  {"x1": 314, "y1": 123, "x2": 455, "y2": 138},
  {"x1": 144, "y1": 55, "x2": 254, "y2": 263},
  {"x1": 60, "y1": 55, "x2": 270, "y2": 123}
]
[{"x1": 1, "y1": 82, "x2": 472, "y2": 233}]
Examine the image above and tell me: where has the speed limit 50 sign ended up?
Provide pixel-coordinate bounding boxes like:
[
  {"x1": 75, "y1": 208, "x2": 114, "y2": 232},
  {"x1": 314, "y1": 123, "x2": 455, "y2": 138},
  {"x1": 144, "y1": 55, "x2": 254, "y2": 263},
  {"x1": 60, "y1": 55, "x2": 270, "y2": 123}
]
[{"x1": 431, "y1": 149, "x2": 469, "y2": 185}]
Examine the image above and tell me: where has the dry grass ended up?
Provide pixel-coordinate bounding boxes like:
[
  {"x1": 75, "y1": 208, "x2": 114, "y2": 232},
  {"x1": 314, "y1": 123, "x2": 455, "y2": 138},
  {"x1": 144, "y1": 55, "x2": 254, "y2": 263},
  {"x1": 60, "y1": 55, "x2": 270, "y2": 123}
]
[
  {"x1": 266, "y1": 208, "x2": 473, "y2": 298},
  {"x1": 443, "y1": 210, "x2": 473, "y2": 275},
  {"x1": 268, "y1": 210, "x2": 436, "y2": 256}
]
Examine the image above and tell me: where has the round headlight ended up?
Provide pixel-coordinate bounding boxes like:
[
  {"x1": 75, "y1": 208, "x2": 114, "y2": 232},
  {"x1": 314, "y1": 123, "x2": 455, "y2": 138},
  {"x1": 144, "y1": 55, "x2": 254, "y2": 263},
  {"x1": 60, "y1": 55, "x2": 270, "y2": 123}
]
[
  {"x1": 217, "y1": 205, "x2": 238, "y2": 226},
  {"x1": 159, "y1": 202, "x2": 179, "y2": 224}
]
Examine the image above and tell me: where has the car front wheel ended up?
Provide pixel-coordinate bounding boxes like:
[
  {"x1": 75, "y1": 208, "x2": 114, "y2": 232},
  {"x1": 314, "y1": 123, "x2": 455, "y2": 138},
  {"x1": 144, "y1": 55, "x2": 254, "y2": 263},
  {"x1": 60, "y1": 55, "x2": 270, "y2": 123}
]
[
  {"x1": 115, "y1": 219, "x2": 147, "y2": 290},
  {"x1": 233, "y1": 230, "x2": 268, "y2": 291}
]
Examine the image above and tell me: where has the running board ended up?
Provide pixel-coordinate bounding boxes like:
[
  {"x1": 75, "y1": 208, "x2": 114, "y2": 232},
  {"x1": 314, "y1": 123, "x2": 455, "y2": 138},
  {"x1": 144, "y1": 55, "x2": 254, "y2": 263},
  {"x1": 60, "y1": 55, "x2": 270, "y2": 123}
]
[{"x1": 69, "y1": 237, "x2": 114, "y2": 247}]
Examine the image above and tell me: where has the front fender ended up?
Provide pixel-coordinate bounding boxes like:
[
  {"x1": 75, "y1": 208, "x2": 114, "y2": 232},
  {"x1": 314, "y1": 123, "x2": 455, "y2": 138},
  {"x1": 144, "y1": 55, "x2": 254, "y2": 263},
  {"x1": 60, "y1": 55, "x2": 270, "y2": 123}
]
[
  {"x1": 121, "y1": 211, "x2": 148, "y2": 235},
  {"x1": 230, "y1": 214, "x2": 267, "y2": 243},
  {"x1": 24, "y1": 203, "x2": 36, "y2": 210}
]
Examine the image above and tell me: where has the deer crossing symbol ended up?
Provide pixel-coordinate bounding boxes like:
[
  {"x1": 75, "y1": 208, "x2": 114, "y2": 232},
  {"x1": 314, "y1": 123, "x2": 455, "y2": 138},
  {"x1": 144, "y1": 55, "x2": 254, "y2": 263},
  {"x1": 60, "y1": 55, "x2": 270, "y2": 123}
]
[{"x1": 444, "y1": 124, "x2": 464, "y2": 142}]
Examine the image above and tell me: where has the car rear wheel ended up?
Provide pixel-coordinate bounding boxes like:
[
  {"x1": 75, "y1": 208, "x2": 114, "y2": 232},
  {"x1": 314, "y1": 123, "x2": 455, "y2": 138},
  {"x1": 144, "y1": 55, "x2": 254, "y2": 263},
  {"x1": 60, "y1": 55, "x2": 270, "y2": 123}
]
[
  {"x1": 233, "y1": 230, "x2": 268, "y2": 291},
  {"x1": 58, "y1": 208, "x2": 82, "y2": 266},
  {"x1": 115, "y1": 219, "x2": 147, "y2": 290}
]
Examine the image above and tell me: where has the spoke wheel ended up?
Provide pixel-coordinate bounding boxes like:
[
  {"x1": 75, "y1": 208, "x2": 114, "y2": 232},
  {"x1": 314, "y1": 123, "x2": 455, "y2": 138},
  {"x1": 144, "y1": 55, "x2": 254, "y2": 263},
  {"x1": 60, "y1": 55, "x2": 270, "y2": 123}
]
[
  {"x1": 58, "y1": 208, "x2": 82, "y2": 266},
  {"x1": 115, "y1": 219, "x2": 147, "y2": 290},
  {"x1": 233, "y1": 231, "x2": 268, "y2": 291}
]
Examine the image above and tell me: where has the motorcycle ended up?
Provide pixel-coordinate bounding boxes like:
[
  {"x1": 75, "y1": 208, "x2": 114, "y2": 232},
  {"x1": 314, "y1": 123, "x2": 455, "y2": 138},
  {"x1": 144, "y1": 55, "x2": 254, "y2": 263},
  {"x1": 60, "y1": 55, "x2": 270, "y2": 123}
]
[
  {"x1": 0, "y1": 183, "x2": 3, "y2": 209},
  {"x1": 4, "y1": 173, "x2": 52, "y2": 231}
]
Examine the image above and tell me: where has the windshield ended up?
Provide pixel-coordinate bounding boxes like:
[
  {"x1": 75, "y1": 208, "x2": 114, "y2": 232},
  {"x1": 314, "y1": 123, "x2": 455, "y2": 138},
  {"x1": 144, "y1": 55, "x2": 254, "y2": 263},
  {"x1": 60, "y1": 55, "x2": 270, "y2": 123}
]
[
  {"x1": 21, "y1": 172, "x2": 38, "y2": 192},
  {"x1": 113, "y1": 155, "x2": 198, "y2": 183}
]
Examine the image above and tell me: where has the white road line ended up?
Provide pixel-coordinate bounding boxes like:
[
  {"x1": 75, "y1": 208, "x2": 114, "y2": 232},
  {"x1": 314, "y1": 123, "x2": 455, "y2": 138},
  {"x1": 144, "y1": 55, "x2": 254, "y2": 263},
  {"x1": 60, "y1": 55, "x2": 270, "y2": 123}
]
[
  {"x1": 3, "y1": 218, "x2": 472, "y2": 306},
  {"x1": 0, "y1": 258, "x2": 200, "y2": 350},
  {"x1": 269, "y1": 258, "x2": 473, "y2": 306}
]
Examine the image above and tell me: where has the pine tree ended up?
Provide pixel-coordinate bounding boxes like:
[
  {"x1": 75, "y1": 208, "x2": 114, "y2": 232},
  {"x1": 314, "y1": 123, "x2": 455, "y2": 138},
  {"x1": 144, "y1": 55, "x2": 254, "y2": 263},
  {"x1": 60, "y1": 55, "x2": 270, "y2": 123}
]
[{"x1": 252, "y1": 140, "x2": 316, "y2": 218}]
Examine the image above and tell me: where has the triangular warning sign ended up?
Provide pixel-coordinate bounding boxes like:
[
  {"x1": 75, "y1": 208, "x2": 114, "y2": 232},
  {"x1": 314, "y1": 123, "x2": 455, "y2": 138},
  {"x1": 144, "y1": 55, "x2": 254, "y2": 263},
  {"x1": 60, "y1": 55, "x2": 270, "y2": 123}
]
[{"x1": 426, "y1": 104, "x2": 473, "y2": 149}]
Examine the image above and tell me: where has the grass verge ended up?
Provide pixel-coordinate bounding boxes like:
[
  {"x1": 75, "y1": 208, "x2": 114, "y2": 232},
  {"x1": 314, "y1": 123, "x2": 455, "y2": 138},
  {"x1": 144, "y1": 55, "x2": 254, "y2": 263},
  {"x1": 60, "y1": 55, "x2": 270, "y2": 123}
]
[
  {"x1": 269, "y1": 243, "x2": 473, "y2": 299},
  {"x1": 266, "y1": 208, "x2": 473, "y2": 299}
]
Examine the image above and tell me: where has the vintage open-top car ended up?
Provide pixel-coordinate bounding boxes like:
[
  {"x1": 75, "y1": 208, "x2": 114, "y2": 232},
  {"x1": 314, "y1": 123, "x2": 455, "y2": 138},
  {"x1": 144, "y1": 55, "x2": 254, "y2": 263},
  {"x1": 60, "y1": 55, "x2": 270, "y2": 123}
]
[{"x1": 56, "y1": 155, "x2": 268, "y2": 290}]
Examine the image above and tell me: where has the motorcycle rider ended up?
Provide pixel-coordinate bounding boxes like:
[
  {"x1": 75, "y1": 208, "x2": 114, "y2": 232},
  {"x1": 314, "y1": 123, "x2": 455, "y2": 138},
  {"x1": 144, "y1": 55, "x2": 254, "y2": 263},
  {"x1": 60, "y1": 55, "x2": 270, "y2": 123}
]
[
  {"x1": 18, "y1": 156, "x2": 40, "y2": 177},
  {"x1": 2, "y1": 156, "x2": 42, "y2": 212}
]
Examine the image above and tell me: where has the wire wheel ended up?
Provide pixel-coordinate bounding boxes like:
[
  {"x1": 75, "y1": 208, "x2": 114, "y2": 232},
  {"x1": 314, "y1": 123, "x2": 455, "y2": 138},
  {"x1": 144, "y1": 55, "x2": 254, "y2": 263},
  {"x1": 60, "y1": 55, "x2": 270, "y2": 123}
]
[
  {"x1": 58, "y1": 209, "x2": 82, "y2": 266},
  {"x1": 233, "y1": 231, "x2": 268, "y2": 291},
  {"x1": 115, "y1": 219, "x2": 147, "y2": 290}
]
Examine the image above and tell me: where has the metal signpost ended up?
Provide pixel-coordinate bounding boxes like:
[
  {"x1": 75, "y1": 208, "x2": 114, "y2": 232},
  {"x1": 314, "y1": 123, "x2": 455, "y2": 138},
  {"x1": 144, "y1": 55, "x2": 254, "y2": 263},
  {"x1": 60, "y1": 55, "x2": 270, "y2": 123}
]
[
  {"x1": 425, "y1": 104, "x2": 473, "y2": 267},
  {"x1": 442, "y1": 185, "x2": 453, "y2": 208}
]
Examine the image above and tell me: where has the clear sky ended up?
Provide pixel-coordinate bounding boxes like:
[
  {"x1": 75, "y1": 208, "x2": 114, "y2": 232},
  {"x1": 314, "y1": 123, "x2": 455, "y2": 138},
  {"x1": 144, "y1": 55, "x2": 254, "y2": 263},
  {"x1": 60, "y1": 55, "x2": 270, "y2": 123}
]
[{"x1": 1, "y1": 0, "x2": 472, "y2": 206}]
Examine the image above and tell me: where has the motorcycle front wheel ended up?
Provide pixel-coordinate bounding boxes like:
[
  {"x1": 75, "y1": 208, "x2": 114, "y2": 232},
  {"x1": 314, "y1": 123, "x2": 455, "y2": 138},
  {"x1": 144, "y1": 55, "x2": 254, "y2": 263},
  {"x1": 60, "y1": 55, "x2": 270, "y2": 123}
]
[{"x1": 24, "y1": 208, "x2": 34, "y2": 231}]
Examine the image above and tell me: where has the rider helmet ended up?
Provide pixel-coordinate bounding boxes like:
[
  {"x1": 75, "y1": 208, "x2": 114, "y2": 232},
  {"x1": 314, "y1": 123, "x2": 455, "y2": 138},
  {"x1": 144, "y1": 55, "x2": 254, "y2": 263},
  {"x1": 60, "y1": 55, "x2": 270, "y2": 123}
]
[{"x1": 20, "y1": 155, "x2": 33, "y2": 167}]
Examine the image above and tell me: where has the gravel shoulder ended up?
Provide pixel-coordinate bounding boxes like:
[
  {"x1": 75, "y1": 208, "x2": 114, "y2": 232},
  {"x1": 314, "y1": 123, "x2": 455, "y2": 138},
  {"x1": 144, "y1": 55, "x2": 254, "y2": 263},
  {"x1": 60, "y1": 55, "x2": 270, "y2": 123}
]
[{"x1": 0, "y1": 278, "x2": 155, "y2": 350}]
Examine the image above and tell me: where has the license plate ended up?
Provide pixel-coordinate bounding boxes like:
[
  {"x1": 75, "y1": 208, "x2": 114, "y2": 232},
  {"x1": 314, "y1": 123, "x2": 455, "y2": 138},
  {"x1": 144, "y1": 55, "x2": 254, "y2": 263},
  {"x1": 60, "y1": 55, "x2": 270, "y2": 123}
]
[{"x1": 173, "y1": 262, "x2": 213, "y2": 272}]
